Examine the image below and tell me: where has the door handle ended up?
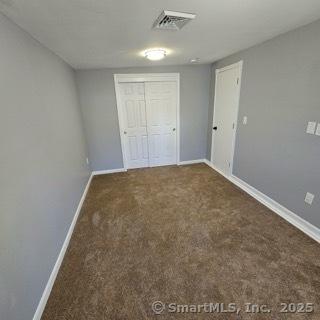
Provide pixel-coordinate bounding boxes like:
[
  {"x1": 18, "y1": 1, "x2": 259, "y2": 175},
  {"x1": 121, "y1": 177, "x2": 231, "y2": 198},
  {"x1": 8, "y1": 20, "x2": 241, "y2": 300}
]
[
  {"x1": 172, "y1": 128, "x2": 176, "y2": 131},
  {"x1": 124, "y1": 131, "x2": 127, "y2": 134},
  {"x1": 213, "y1": 126, "x2": 217, "y2": 131}
]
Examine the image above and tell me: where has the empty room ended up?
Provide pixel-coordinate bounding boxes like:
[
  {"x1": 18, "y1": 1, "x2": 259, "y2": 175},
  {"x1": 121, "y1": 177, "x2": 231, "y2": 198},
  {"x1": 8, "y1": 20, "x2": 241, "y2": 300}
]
[{"x1": 1, "y1": 1, "x2": 320, "y2": 319}]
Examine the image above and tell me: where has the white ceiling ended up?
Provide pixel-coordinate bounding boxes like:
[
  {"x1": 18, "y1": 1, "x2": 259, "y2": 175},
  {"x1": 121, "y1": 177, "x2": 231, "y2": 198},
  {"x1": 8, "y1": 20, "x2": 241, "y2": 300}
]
[{"x1": 1, "y1": 0, "x2": 320, "y2": 69}]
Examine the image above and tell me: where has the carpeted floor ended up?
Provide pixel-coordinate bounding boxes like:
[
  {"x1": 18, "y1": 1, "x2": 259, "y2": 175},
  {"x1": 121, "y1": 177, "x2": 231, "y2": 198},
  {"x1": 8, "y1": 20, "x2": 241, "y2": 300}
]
[{"x1": 42, "y1": 164, "x2": 320, "y2": 319}]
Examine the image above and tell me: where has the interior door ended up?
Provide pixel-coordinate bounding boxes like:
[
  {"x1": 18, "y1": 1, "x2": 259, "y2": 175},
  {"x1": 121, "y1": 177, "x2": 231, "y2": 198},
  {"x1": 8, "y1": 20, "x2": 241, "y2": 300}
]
[
  {"x1": 211, "y1": 63, "x2": 241, "y2": 176},
  {"x1": 120, "y1": 82, "x2": 149, "y2": 169},
  {"x1": 145, "y1": 81, "x2": 177, "y2": 167}
]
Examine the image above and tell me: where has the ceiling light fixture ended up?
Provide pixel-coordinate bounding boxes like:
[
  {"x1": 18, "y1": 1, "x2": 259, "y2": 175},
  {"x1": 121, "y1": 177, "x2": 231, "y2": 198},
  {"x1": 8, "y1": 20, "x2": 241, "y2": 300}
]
[
  {"x1": 144, "y1": 49, "x2": 166, "y2": 61},
  {"x1": 190, "y1": 58, "x2": 200, "y2": 63}
]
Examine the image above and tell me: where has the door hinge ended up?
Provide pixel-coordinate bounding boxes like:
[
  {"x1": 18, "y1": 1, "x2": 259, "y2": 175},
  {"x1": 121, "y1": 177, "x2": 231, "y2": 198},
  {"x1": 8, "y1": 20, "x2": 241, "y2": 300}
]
[
  {"x1": 232, "y1": 123, "x2": 235, "y2": 129},
  {"x1": 228, "y1": 162, "x2": 231, "y2": 168},
  {"x1": 237, "y1": 78, "x2": 239, "y2": 85}
]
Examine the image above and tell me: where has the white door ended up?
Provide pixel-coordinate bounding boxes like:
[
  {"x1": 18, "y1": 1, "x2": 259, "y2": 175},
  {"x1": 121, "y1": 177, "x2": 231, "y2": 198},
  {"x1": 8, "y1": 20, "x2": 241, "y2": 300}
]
[
  {"x1": 145, "y1": 81, "x2": 177, "y2": 167},
  {"x1": 211, "y1": 62, "x2": 242, "y2": 176},
  {"x1": 120, "y1": 83, "x2": 149, "y2": 169}
]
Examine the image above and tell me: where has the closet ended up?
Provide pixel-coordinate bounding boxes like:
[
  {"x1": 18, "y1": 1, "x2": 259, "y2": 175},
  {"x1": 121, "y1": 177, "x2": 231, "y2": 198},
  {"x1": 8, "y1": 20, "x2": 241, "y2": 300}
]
[{"x1": 115, "y1": 74, "x2": 179, "y2": 169}]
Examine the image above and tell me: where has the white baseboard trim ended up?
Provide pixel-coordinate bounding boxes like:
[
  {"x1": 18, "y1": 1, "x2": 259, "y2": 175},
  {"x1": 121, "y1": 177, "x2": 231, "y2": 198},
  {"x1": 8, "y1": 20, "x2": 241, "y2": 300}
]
[
  {"x1": 203, "y1": 160, "x2": 320, "y2": 244},
  {"x1": 33, "y1": 160, "x2": 319, "y2": 320},
  {"x1": 92, "y1": 168, "x2": 127, "y2": 175},
  {"x1": 203, "y1": 159, "x2": 226, "y2": 176},
  {"x1": 33, "y1": 173, "x2": 93, "y2": 320},
  {"x1": 230, "y1": 175, "x2": 320, "y2": 243},
  {"x1": 178, "y1": 159, "x2": 206, "y2": 165}
]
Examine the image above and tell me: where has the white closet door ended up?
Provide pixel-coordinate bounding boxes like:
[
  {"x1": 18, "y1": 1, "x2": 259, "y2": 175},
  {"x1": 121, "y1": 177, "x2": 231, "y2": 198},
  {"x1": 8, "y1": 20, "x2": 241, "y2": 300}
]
[
  {"x1": 120, "y1": 83, "x2": 149, "y2": 169},
  {"x1": 145, "y1": 81, "x2": 177, "y2": 167}
]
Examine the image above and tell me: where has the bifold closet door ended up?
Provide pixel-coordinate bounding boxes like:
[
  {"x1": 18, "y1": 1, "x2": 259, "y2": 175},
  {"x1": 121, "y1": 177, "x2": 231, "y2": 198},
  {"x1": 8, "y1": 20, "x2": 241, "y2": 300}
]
[
  {"x1": 119, "y1": 83, "x2": 149, "y2": 169},
  {"x1": 145, "y1": 81, "x2": 177, "y2": 167}
]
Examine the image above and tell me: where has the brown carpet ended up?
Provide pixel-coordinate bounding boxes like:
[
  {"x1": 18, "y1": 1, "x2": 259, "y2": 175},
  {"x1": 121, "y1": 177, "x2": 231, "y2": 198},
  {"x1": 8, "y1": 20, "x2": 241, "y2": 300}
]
[{"x1": 42, "y1": 164, "x2": 320, "y2": 319}]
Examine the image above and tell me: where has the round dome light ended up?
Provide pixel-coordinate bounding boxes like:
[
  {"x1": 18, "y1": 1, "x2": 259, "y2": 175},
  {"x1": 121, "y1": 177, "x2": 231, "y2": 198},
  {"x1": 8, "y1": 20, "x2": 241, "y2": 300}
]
[{"x1": 144, "y1": 49, "x2": 166, "y2": 61}]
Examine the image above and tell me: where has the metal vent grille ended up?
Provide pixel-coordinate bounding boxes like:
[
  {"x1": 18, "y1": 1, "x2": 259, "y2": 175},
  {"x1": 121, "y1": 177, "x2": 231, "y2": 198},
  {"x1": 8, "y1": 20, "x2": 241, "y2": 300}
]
[{"x1": 153, "y1": 10, "x2": 196, "y2": 30}]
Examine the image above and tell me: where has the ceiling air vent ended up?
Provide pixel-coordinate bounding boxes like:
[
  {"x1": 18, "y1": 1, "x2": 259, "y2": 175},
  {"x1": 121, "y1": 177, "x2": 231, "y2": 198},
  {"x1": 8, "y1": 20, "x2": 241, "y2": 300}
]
[{"x1": 153, "y1": 10, "x2": 196, "y2": 31}]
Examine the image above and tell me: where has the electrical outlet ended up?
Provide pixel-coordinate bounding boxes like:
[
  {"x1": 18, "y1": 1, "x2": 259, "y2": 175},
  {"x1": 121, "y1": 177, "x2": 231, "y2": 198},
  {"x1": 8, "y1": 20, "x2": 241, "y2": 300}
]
[
  {"x1": 306, "y1": 121, "x2": 316, "y2": 134},
  {"x1": 315, "y1": 123, "x2": 320, "y2": 136},
  {"x1": 305, "y1": 192, "x2": 314, "y2": 205},
  {"x1": 243, "y1": 116, "x2": 248, "y2": 125}
]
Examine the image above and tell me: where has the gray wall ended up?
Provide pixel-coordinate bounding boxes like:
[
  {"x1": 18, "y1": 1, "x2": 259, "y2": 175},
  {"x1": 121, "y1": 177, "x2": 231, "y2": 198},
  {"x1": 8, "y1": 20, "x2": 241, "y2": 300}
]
[
  {"x1": 76, "y1": 65, "x2": 211, "y2": 171},
  {"x1": 0, "y1": 14, "x2": 90, "y2": 320},
  {"x1": 209, "y1": 20, "x2": 320, "y2": 228}
]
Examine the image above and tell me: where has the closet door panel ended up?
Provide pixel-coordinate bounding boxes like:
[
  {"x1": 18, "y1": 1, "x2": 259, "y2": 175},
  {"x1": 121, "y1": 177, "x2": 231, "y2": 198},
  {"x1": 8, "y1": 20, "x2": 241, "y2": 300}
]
[
  {"x1": 120, "y1": 83, "x2": 149, "y2": 169},
  {"x1": 145, "y1": 82, "x2": 177, "y2": 167}
]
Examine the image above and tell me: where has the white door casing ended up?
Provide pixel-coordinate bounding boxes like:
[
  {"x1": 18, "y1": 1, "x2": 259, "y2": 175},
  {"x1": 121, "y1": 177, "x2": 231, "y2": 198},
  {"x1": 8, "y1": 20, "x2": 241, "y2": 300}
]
[
  {"x1": 145, "y1": 81, "x2": 177, "y2": 167},
  {"x1": 119, "y1": 82, "x2": 149, "y2": 169},
  {"x1": 211, "y1": 61, "x2": 243, "y2": 176},
  {"x1": 114, "y1": 73, "x2": 180, "y2": 170}
]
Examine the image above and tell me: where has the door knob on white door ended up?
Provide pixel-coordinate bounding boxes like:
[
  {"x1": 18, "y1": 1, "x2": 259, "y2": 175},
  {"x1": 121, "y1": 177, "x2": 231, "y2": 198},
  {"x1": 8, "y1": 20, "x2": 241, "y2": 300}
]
[
  {"x1": 124, "y1": 131, "x2": 127, "y2": 134},
  {"x1": 172, "y1": 128, "x2": 176, "y2": 131}
]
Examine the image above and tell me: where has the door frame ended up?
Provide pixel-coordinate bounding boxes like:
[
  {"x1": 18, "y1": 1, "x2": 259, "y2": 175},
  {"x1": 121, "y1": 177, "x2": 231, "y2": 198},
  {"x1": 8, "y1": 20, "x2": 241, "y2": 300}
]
[
  {"x1": 114, "y1": 73, "x2": 180, "y2": 170},
  {"x1": 210, "y1": 61, "x2": 243, "y2": 176}
]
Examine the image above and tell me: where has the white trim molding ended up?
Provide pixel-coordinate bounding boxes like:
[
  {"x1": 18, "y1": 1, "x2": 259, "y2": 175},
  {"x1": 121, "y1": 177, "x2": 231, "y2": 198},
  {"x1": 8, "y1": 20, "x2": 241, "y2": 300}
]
[
  {"x1": 114, "y1": 73, "x2": 180, "y2": 83},
  {"x1": 230, "y1": 175, "x2": 320, "y2": 243},
  {"x1": 113, "y1": 73, "x2": 180, "y2": 170},
  {"x1": 178, "y1": 159, "x2": 206, "y2": 165},
  {"x1": 33, "y1": 166, "x2": 130, "y2": 319},
  {"x1": 203, "y1": 159, "x2": 320, "y2": 244},
  {"x1": 33, "y1": 159, "x2": 320, "y2": 320},
  {"x1": 92, "y1": 168, "x2": 127, "y2": 176},
  {"x1": 203, "y1": 159, "x2": 227, "y2": 177},
  {"x1": 33, "y1": 173, "x2": 93, "y2": 320}
]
